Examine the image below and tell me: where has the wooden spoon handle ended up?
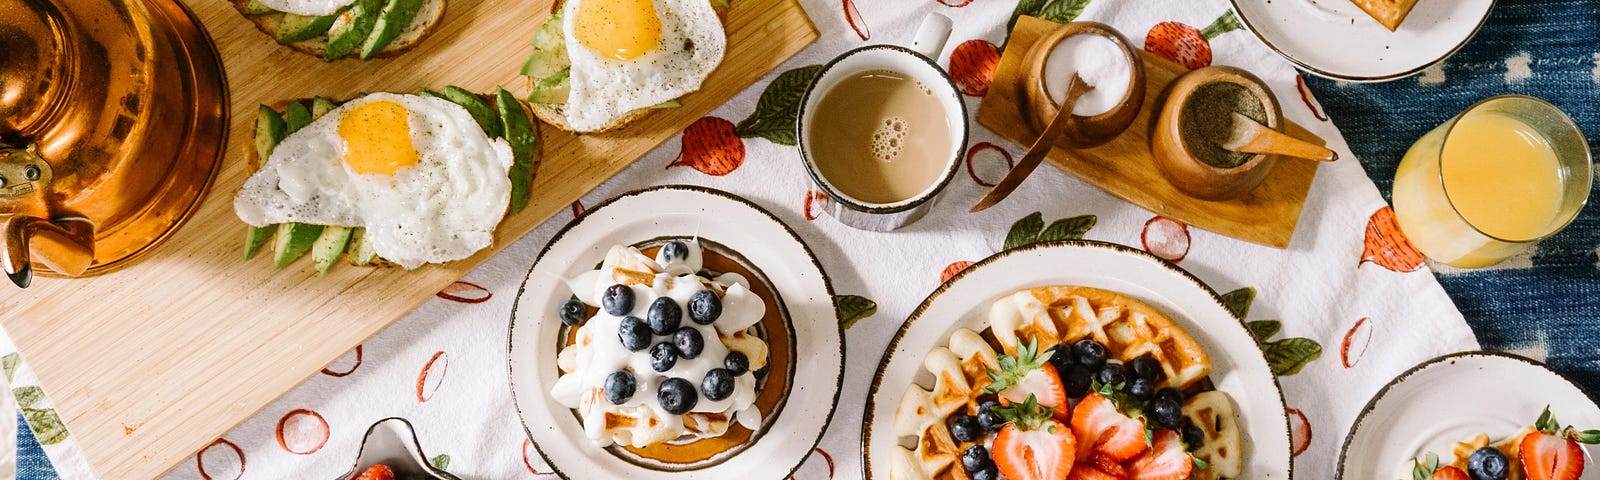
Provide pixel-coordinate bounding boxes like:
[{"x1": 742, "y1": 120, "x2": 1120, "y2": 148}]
[
  {"x1": 971, "y1": 75, "x2": 1092, "y2": 213},
  {"x1": 1229, "y1": 112, "x2": 1338, "y2": 162}
]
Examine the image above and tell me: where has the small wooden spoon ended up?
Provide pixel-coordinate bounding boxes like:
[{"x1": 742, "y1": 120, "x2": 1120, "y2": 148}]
[
  {"x1": 1219, "y1": 112, "x2": 1338, "y2": 162},
  {"x1": 971, "y1": 74, "x2": 1093, "y2": 213}
]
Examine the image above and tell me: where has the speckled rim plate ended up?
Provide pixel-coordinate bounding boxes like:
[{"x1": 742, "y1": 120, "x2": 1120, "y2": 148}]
[
  {"x1": 1229, "y1": 0, "x2": 1495, "y2": 82},
  {"x1": 1337, "y1": 351, "x2": 1600, "y2": 479},
  {"x1": 861, "y1": 240, "x2": 1292, "y2": 479},
  {"x1": 507, "y1": 185, "x2": 843, "y2": 480}
]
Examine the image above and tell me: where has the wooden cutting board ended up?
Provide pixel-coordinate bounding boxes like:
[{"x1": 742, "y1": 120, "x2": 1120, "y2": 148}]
[
  {"x1": 0, "y1": 0, "x2": 816, "y2": 477},
  {"x1": 978, "y1": 16, "x2": 1324, "y2": 249}
]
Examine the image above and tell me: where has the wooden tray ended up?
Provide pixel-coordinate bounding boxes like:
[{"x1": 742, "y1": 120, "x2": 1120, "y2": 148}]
[
  {"x1": 0, "y1": 1, "x2": 816, "y2": 477},
  {"x1": 978, "y1": 16, "x2": 1323, "y2": 249}
]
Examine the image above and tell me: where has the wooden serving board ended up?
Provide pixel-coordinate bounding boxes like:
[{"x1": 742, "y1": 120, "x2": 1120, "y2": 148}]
[
  {"x1": 0, "y1": 0, "x2": 816, "y2": 477},
  {"x1": 979, "y1": 16, "x2": 1323, "y2": 249}
]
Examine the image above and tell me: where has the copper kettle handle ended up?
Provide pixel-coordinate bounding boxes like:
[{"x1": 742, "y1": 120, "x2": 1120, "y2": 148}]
[{"x1": 0, "y1": 145, "x2": 95, "y2": 288}]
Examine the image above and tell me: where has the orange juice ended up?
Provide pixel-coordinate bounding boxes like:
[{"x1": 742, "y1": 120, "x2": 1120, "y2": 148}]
[{"x1": 1392, "y1": 96, "x2": 1589, "y2": 268}]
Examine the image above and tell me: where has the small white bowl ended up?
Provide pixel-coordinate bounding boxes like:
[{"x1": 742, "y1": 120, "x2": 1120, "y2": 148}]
[{"x1": 338, "y1": 418, "x2": 459, "y2": 480}]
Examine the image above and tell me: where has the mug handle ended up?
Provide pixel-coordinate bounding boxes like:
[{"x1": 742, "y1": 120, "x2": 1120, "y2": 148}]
[{"x1": 910, "y1": 13, "x2": 953, "y2": 60}]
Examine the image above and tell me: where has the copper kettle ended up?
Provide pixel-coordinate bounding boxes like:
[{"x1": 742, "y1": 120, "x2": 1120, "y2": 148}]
[{"x1": 0, "y1": 0, "x2": 227, "y2": 287}]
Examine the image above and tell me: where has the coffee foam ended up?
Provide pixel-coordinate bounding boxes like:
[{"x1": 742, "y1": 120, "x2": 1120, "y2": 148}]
[{"x1": 870, "y1": 116, "x2": 909, "y2": 163}]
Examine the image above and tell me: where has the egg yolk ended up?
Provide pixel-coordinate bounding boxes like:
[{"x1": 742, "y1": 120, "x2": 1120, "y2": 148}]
[
  {"x1": 574, "y1": 0, "x2": 662, "y2": 61},
  {"x1": 337, "y1": 101, "x2": 419, "y2": 176}
]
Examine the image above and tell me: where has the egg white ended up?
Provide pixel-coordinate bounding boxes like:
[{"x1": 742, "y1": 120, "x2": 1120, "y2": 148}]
[
  {"x1": 561, "y1": 0, "x2": 726, "y2": 132},
  {"x1": 234, "y1": 93, "x2": 515, "y2": 269}
]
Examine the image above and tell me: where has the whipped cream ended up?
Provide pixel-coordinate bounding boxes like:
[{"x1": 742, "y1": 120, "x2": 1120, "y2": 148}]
[{"x1": 550, "y1": 240, "x2": 768, "y2": 447}]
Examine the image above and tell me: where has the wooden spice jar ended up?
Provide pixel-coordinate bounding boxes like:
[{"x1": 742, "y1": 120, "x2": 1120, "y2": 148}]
[{"x1": 1151, "y1": 66, "x2": 1283, "y2": 201}]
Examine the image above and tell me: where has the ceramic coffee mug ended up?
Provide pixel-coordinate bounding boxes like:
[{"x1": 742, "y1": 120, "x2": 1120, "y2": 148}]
[{"x1": 796, "y1": 14, "x2": 968, "y2": 232}]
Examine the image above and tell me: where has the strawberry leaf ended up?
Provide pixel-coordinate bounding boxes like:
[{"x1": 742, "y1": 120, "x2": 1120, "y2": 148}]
[
  {"x1": 1536, "y1": 405, "x2": 1559, "y2": 434},
  {"x1": 992, "y1": 394, "x2": 1054, "y2": 431},
  {"x1": 983, "y1": 339, "x2": 1053, "y2": 394},
  {"x1": 1192, "y1": 453, "x2": 1211, "y2": 470},
  {"x1": 734, "y1": 64, "x2": 823, "y2": 146}
]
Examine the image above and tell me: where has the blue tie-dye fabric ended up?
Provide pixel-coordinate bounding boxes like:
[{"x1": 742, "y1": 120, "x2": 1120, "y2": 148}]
[
  {"x1": 1300, "y1": 0, "x2": 1600, "y2": 392},
  {"x1": 18, "y1": 412, "x2": 58, "y2": 480}
]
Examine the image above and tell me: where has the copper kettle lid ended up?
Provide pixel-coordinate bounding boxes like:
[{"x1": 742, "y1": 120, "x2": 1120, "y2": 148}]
[{"x1": 0, "y1": 0, "x2": 228, "y2": 287}]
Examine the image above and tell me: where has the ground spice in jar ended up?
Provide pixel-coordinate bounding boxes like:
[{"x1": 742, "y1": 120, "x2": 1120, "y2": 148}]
[{"x1": 1180, "y1": 82, "x2": 1268, "y2": 168}]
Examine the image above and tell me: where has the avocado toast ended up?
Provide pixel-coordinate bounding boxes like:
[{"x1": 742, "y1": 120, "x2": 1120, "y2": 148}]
[
  {"x1": 244, "y1": 86, "x2": 540, "y2": 274},
  {"x1": 232, "y1": 0, "x2": 444, "y2": 61}
]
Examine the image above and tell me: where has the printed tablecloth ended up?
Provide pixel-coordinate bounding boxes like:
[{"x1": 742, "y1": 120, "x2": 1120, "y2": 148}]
[{"x1": 4, "y1": 0, "x2": 1508, "y2": 478}]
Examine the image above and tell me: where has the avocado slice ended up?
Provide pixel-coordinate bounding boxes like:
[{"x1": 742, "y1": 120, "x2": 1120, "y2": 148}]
[
  {"x1": 527, "y1": 67, "x2": 570, "y2": 105},
  {"x1": 347, "y1": 228, "x2": 379, "y2": 266},
  {"x1": 311, "y1": 96, "x2": 338, "y2": 118},
  {"x1": 246, "y1": 106, "x2": 288, "y2": 260},
  {"x1": 497, "y1": 87, "x2": 537, "y2": 215},
  {"x1": 323, "y1": 0, "x2": 382, "y2": 60},
  {"x1": 273, "y1": 223, "x2": 324, "y2": 269},
  {"x1": 311, "y1": 226, "x2": 354, "y2": 275},
  {"x1": 521, "y1": 13, "x2": 568, "y2": 80},
  {"x1": 244, "y1": 0, "x2": 276, "y2": 15},
  {"x1": 418, "y1": 88, "x2": 446, "y2": 99},
  {"x1": 276, "y1": 11, "x2": 340, "y2": 44},
  {"x1": 283, "y1": 101, "x2": 313, "y2": 133},
  {"x1": 359, "y1": 0, "x2": 424, "y2": 60},
  {"x1": 443, "y1": 86, "x2": 503, "y2": 138}
]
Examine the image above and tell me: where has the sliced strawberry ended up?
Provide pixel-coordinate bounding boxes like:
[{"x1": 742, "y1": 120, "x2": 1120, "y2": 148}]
[
  {"x1": 1070, "y1": 391, "x2": 1147, "y2": 462},
  {"x1": 1520, "y1": 431, "x2": 1585, "y2": 480},
  {"x1": 1066, "y1": 464, "x2": 1123, "y2": 480},
  {"x1": 1128, "y1": 430, "x2": 1193, "y2": 480},
  {"x1": 993, "y1": 396, "x2": 1077, "y2": 480},
  {"x1": 986, "y1": 339, "x2": 1069, "y2": 417},
  {"x1": 354, "y1": 464, "x2": 396, "y2": 480},
  {"x1": 1430, "y1": 465, "x2": 1470, "y2": 480},
  {"x1": 1083, "y1": 452, "x2": 1129, "y2": 478}
]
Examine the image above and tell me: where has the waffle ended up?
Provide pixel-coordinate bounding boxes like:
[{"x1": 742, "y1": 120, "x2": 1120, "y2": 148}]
[
  {"x1": 1183, "y1": 391, "x2": 1243, "y2": 479},
  {"x1": 555, "y1": 245, "x2": 770, "y2": 448},
  {"x1": 889, "y1": 286, "x2": 1222, "y2": 480}
]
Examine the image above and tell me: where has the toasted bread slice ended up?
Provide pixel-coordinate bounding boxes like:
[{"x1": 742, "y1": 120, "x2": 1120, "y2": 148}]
[
  {"x1": 525, "y1": 0, "x2": 729, "y2": 134},
  {"x1": 231, "y1": 0, "x2": 445, "y2": 60},
  {"x1": 1349, "y1": 0, "x2": 1418, "y2": 31}
]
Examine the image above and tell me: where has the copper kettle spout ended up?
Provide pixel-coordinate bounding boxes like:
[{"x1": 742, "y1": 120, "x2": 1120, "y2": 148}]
[{"x1": 0, "y1": 215, "x2": 94, "y2": 288}]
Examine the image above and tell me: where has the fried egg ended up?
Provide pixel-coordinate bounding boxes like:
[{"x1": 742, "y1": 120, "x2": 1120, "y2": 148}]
[
  {"x1": 234, "y1": 93, "x2": 515, "y2": 269},
  {"x1": 562, "y1": 0, "x2": 725, "y2": 131},
  {"x1": 256, "y1": 0, "x2": 353, "y2": 17}
]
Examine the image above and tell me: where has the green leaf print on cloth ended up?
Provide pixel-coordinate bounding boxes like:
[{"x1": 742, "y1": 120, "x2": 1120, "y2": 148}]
[
  {"x1": 1004, "y1": 212, "x2": 1097, "y2": 251},
  {"x1": 1226, "y1": 287, "x2": 1324, "y2": 376},
  {"x1": 836, "y1": 295, "x2": 878, "y2": 329},
  {"x1": 735, "y1": 64, "x2": 823, "y2": 146}
]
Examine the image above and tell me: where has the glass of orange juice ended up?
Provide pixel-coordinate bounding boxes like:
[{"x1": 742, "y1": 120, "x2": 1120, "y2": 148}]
[{"x1": 1392, "y1": 95, "x2": 1591, "y2": 268}]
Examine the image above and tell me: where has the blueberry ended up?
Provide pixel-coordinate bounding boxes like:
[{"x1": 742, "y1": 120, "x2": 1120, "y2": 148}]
[
  {"x1": 971, "y1": 466, "x2": 999, "y2": 480},
  {"x1": 617, "y1": 316, "x2": 651, "y2": 352},
  {"x1": 753, "y1": 364, "x2": 769, "y2": 379},
  {"x1": 649, "y1": 342, "x2": 678, "y2": 372},
  {"x1": 687, "y1": 290, "x2": 722, "y2": 325},
  {"x1": 602, "y1": 284, "x2": 634, "y2": 316},
  {"x1": 647, "y1": 297, "x2": 683, "y2": 335},
  {"x1": 1074, "y1": 339, "x2": 1108, "y2": 370},
  {"x1": 557, "y1": 298, "x2": 587, "y2": 326},
  {"x1": 1044, "y1": 344, "x2": 1075, "y2": 374},
  {"x1": 949, "y1": 415, "x2": 982, "y2": 443},
  {"x1": 1128, "y1": 378, "x2": 1157, "y2": 401},
  {"x1": 1155, "y1": 387, "x2": 1185, "y2": 406},
  {"x1": 1128, "y1": 356, "x2": 1164, "y2": 382},
  {"x1": 662, "y1": 240, "x2": 691, "y2": 263},
  {"x1": 960, "y1": 445, "x2": 993, "y2": 472},
  {"x1": 976, "y1": 401, "x2": 1004, "y2": 432},
  {"x1": 702, "y1": 368, "x2": 735, "y2": 401},
  {"x1": 1467, "y1": 446, "x2": 1509, "y2": 480},
  {"x1": 657, "y1": 377, "x2": 698, "y2": 415},
  {"x1": 724, "y1": 351, "x2": 750, "y2": 375},
  {"x1": 603, "y1": 370, "x2": 636, "y2": 404},
  {"x1": 673, "y1": 327, "x2": 704, "y2": 359},
  {"x1": 1062, "y1": 364, "x2": 1093, "y2": 399},
  {"x1": 1097, "y1": 363, "x2": 1128, "y2": 387},
  {"x1": 1148, "y1": 397, "x2": 1183, "y2": 429},
  {"x1": 1181, "y1": 422, "x2": 1206, "y2": 452}
]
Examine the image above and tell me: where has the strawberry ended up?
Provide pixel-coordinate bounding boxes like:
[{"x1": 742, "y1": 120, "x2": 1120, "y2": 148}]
[
  {"x1": 1070, "y1": 391, "x2": 1148, "y2": 462},
  {"x1": 992, "y1": 395, "x2": 1077, "y2": 480},
  {"x1": 1429, "y1": 465, "x2": 1470, "y2": 480},
  {"x1": 1521, "y1": 406, "x2": 1600, "y2": 480},
  {"x1": 354, "y1": 464, "x2": 396, "y2": 480},
  {"x1": 1128, "y1": 430, "x2": 1193, "y2": 480},
  {"x1": 1066, "y1": 464, "x2": 1123, "y2": 480},
  {"x1": 1083, "y1": 452, "x2": 1129, "y2": 478},
  {"x1": 984, "y1": 339, "x2": 1070, "y2": 417}
]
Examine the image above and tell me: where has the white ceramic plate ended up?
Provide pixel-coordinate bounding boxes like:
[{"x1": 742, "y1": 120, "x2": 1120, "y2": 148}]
[
  {"x1": 861, "y1": 240, "x2": 1292, "y2": 478},
  {"x1": 1230, "y1": 0, "x2": 1495, "y2": 81},
  {"x1": 1338, "y1": 351, "x2": 1600, "y2": 479},
  {"x1": 336, "y1": 418, "x2": 459, "y2": 480},
  {"x1": 508, "y1": 185, "x2": 843, "y2": 480}
]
